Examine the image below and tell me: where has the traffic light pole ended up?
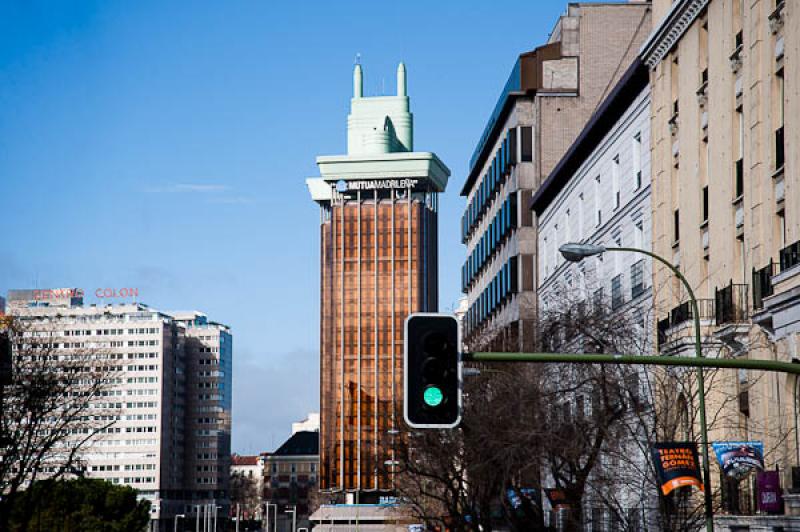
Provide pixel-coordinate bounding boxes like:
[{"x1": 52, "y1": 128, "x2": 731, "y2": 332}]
[
  {"x1": 463, "y1": 350, "x2": 800, "y2": 531},
  {"x1": 462, "y1": 351, "x2": 800, "y2": 376}
]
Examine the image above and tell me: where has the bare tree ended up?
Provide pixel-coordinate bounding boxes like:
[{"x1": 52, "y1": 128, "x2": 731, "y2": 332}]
[
  {"x1": 398, "y1": 292, "x2": 792, "y2": 531},
  {"x1": 0, "y1": 317, "x2": 118, "y2": 526},
  {"x1": 395, "y1": 369, "x2": 550, "y2": 531},
  {"x1": 229, "y1": 462, "x2": 262, "y2": 521}
]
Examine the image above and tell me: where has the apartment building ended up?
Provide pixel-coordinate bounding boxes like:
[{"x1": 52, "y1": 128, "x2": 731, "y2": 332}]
[
  {"x1": 461, "y1": 1, "x2": 652, "y2": 352},
  {"x1": 6, "y1": 291, "x2": 232, "y2": 530},
  {"x1": 531, "y1": 58, "x2": 655, "y2": 530},
  {"x1": 172, "y1": 311, "x2": 233, "y2": 521},
  {"x1": 231, "y1": 454, "x2": 266, "y2": 521},
  {"x1": 263, "y1": 431, "x2": 319, "y2": 532},
  {"x1": 533, "y1": 59, "x2": 652, "y2": 322},
  {"x1": 642, "y1": 0, "x2": 799, "y2": 522}
]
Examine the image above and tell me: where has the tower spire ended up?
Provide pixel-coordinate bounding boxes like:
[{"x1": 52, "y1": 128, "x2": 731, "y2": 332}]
[
  {"x1": 353, "y1": 60, "x2": 363, "y2": 99},
  {"x1": 397, "y1": 62, "x2": 407, "y2": 97}
]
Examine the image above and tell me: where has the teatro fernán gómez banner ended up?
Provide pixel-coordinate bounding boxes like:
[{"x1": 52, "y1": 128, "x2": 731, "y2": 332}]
[{"x1": 651, "y1": 443, "x2": 704, "y2": 496}]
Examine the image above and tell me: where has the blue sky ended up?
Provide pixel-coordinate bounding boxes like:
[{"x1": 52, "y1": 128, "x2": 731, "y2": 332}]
[{"x1": 0, "y1": 0, "x2": 579, "y2": 453}]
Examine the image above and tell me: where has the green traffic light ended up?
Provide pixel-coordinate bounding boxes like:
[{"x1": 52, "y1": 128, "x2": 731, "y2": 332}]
[{"x1": 423, "y1": 386, "x2": 444, "y2": 407}]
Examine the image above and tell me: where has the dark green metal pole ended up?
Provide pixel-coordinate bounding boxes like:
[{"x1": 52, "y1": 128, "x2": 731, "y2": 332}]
[
  {"x1": 606, "y1": 246, "x2": 714, "y2": 532},
  {"x1": 463, "y1": 351, "x2": 800, "y2": 375},
  {"x1": 463, "y1": 350, "x2": 800, "y2": 532}
]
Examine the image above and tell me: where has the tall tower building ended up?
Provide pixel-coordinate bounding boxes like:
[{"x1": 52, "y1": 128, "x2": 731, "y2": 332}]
[{"x1": 307, "y1": 63, "x2": 450, "y2": 498}]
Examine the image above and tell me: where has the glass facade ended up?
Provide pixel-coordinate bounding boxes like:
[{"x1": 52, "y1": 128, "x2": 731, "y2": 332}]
[{"x1": 319, "y1": 189, "x2": 438, "y2": 493}]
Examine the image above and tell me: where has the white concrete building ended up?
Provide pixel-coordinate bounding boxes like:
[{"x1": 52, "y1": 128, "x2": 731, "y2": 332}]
[
  {"x1": 532, "y1": 60, "x2": 652, "y2": 326},
  {"x1": 7, "y1": 291, "x2": 232, "y2": 531},
  {"x1": 531, "y1": 59, "x2": 655, "y2": 530},
  {"x1": 291, "y1": 412, "x2": 320, "y2": 435}
]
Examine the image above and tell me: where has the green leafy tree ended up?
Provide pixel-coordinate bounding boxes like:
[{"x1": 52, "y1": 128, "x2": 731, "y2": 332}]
[{"x1": 3, "y1": 478, "x2": 151, "y2": 532}]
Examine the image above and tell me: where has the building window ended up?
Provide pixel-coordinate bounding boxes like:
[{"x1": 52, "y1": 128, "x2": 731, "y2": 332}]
[
  {"x1": 595, "y1": 176, "x2": 602, "y2": 226},
  {"x1": 543, "y1": 236, "x2": 549, "y2": 277},
  {"x1": 611, "y1": 275, "x2": 624, "y2": 310},
  {"x1": 779, "y1": 211, "x2": 787, "y2": 248},
  {"x1": 520, "y1": 126, "x2": 533, "y2": 162},
  {"x1": 702, "y1": 186, "x2": 709, "y2": 223},
  {"x1": 612, "y1": 155, "x2": 620, "y2": 210},
  {"x1": 593, "y1": 287, "x2": 605, "y2": 313},
  {"x1": 634, "y1": 220, "x2": 643, "y2": 250},
  {"x1": 735, "y1": 109, "x2": 744, "y2": 198},
  {"x1": 633, "y1": 133, "x2": 642, "y2": 189},
  {"x1": 776, "y1": 68, "x2": 785, "y2": 170},
  {"x1": 631, "y1": 260, "x2": 645, "y2": 298},
  {"x1": 674, "y1": 209, "x2": 680, "y2": 244}
]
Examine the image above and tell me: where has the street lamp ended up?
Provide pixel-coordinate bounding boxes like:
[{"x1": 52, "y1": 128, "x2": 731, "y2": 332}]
[
  {"x1": 174, "y1": 514, "x2": 185, "y2": 532},
  {"x1": 214, "y1": 506, "x2": 222, "y2": 532},
  {"x1": 559, "y1": 242, "x2": 714, "y2": 532},
  {"x1": 285, "y1": 505, "x2": 297, "y2": 532},
  {"x1": 264, "y1": 502, "x2": 278, "y2": 532}
]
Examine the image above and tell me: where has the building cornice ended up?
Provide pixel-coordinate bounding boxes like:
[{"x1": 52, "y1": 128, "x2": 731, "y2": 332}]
[{"x1": 639, "y1": 0, "x2": 708, "y2": 69}]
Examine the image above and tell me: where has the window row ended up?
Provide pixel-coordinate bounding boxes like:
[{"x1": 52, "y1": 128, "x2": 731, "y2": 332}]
[
  {"x1": 462, "y1": 194, "x2": 518, "y2": 292},
  {"x1": 462, "y1": 128, "x2": 519, "y2": 243},
  {"x1": 465, "y1": 256, "x2": 519, "y2": 336}
]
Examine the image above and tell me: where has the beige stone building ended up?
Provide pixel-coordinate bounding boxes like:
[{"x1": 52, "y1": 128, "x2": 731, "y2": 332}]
[
  {"x1": 643, "y1": 0, "x2": 799, "y2": 518},
  {"x1": 461, "y1": 1, "x2": 652, "y2": 352}
]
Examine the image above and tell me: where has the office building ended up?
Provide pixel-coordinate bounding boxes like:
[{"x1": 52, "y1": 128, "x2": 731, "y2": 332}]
[
  {"x1": 6, "y1": 291, "x2": 232, "y2": 530},
  {"x1": 642, "y1": 0, "x2": 800, "y2": 525},
  {"x1": 460, "y1": 1, "x2": 652, "y2": 352},
  {"x1": 306, "y1": 62, "x2": 449, "y2": 498}
]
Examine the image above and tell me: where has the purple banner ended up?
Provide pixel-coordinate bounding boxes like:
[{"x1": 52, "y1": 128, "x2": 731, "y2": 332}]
[{"x1": 756, "y1": 470, "x2": 783, "y2": 514}]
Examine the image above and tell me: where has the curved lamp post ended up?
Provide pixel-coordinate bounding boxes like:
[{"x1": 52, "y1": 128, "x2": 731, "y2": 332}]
[{"x1": 559, "y1": 243, "x2": 714, "y2": 532}]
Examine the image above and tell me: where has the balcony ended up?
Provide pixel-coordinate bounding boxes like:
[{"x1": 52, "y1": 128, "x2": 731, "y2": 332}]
[
  {"x1": 657, "y1": 299, "x2": 715, "y2": 350},
  {"x1": 780, "y1": 240, "x2": 800, "y2": 273},
  {"x1": 715, "y1": 281, "x2": 749, "y2": 325},
  {"x1": 752, "y1": 260, "x2": 778, "y2": 310}
]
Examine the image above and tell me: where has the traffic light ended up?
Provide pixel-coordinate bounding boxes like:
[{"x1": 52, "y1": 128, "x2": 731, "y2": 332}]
[{"x1": 404, "y1": 313, "x2": 461, "y2": 428}]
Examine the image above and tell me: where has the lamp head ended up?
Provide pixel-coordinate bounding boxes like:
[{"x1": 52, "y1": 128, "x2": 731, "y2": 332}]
[{"x1": 559, "y1": 243, "x2": 606, "y2": 262}]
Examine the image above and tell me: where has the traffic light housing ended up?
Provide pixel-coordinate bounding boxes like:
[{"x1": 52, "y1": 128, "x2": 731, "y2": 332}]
[{"x1": 404, "y1": 313, "x2": 461, "y2": 428}]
